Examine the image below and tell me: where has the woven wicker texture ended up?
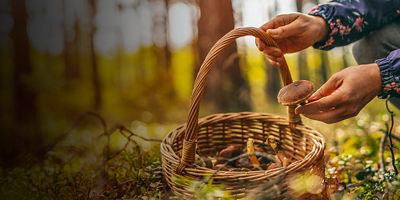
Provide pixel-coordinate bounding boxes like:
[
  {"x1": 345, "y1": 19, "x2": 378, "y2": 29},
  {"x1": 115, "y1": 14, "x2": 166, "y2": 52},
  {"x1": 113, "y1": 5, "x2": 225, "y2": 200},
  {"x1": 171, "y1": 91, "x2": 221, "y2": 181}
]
[{"x1": 161, "y1": 27, "x2": 326, "y2": 199}]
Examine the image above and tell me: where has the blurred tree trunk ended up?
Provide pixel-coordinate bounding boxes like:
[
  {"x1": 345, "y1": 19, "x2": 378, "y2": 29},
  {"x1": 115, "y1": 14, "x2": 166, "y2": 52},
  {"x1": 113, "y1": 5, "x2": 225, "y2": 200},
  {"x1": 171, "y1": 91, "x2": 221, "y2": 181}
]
[
  {"x1": 296, "y1": 0, "x2": 310, "y2": 80},
  {"x1": 149, "y1": 0, "x2": 171, "y2": 71},
  {"x1": 73, "y1": 21, "x2": 81, "y2": 78},
  {"x1": 265, "y1": 0, "x2": 283, "y2": 100},
  {"x1": 162, "y1": 0, "x2": 171, "y2": 70},
  {"x1": 8, "y1": 0, "x2": 40, "y2": 167},
  {"x1": 296, "y1": 0, "x2": 304, "y2": 12},
  {"x1": 11, "y1": 0, "x2": 37, "y2": 125},
  {"x1": 197, "y1": 0, "x2": 250, "y2": 111},
  {"x1": 62, "y1": 0, "x2": 79, "y2": 80},
  {"x1": 342, "y1": 47, "x2": 349, "y2": 69},
  {"x1": 116, "y1": 2, "x2": 124, "y2": 91},
  {"x1": 319, "y1": 51, "x2": 329, "y2": 83},
  {"x1": 265, "y1": 61, "x2": 282, "y2": 99},
  {"x1": 89, "y1": 0, "x2": 102, "y2": 110},
  {"x1": 298, "y1": 52, "x2": 309, "y2": 80}
]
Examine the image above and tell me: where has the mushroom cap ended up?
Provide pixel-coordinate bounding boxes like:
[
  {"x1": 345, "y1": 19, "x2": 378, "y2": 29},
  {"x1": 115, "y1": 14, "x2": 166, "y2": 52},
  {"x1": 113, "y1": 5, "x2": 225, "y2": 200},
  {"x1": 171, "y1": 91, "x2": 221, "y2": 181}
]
[{"x1": 277, "y1": 80, "x2": 315, "y2": 106}]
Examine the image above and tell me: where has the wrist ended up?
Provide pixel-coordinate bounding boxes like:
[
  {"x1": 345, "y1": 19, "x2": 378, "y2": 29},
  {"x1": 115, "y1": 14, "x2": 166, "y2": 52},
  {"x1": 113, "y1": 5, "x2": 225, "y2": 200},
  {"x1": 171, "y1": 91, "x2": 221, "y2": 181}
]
[
  {"x1": 363, "y1": 63, "x2": 382, "y2": 96},
  {"x1": 312, "y1": 16, "x2": 329, "y2": 43}
]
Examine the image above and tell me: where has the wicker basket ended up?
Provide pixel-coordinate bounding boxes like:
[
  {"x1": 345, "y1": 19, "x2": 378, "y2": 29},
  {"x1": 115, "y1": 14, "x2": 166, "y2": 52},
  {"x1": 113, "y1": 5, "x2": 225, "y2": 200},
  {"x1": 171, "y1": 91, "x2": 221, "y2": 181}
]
[{"x1": 161, "y1": 27, "x2": 326, "y2": 199}]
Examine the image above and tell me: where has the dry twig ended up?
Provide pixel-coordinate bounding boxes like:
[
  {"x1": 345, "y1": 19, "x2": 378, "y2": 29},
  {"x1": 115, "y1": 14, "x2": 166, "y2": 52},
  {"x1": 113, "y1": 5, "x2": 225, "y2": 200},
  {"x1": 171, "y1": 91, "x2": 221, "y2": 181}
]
[{"x1": 385, "y1": 97, "x2": 398, "y2": 175}]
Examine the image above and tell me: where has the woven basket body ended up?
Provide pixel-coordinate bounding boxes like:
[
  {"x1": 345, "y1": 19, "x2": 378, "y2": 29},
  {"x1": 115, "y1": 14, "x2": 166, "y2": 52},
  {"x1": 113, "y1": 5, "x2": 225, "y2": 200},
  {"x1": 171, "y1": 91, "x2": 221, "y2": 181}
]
[{"x1": 161, "y1": 27, "x2": 326, "y2": 199}]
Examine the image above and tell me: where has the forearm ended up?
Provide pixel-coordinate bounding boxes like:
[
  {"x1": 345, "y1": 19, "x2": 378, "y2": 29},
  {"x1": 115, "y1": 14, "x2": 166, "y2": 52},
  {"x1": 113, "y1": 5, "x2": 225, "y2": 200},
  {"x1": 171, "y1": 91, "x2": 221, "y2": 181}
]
[{"x1": 308, "y1": 0, "x2": 400, "y2": 50}]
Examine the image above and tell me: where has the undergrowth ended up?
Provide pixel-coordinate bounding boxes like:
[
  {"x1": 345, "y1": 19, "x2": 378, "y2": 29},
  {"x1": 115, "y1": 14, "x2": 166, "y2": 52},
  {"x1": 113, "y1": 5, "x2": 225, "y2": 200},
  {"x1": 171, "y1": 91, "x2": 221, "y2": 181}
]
[{"x1": 1, "y1": 110, "x2": 400, "y2": 199}]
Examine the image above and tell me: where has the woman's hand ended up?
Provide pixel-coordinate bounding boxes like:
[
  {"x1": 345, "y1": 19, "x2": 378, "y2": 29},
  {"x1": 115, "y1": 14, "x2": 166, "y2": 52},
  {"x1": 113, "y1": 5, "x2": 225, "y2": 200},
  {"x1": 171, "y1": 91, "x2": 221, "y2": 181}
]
[
  {"x1": 295, "y1": 63, "x2": 382, "y2": 124},
  {"x1": 256, "y1": 13, "x2": 328, "y2": 66}
]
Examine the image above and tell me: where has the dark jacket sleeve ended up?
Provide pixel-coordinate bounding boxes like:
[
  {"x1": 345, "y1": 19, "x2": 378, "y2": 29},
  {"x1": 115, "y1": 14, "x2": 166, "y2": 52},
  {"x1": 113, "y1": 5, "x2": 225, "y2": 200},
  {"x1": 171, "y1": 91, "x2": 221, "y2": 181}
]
[
  {"x1": 376, "y1": 49, "x2": 400, "y2": 98},
  {"x1": 308, "y1": 0, "x2": 400, "y2": 50}
]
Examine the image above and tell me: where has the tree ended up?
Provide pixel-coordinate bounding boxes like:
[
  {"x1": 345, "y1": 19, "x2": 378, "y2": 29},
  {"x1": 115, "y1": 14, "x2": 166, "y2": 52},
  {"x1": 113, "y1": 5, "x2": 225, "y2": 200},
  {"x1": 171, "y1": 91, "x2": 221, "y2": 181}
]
[
  {"x1": 161, "y1": 0, "x2": 171, "y2": 70},
  {"x1": 196, "y1": 0, "x2": 250, "y2": 111},
  {"x1": 319, "y1": 51, "x2": 329, "y2": 83},
  {"x1": 150, "y1": 0, "x2": 172, "y2": 86},
  {"x1": 88, "y1": 0, "x2": 102, "y2": 110},
  {"x1": 62, "y1": 0, "x2": 80, "y2": 80},
  {"x1": 6, "y1": 0, "x2": 41, "y2": 167},
  {"x1": 72, "y1": 20, "x2": 81, "y2": 78},
  {"x1": 265, "y1": 0, "x2": 283, "y2": 100},
  {"x1": 296, "y1": 0, "x2": 310, "y2": 80},
  {"x1": 11, "y1": 0, "x2": 36, "y2": 124}
]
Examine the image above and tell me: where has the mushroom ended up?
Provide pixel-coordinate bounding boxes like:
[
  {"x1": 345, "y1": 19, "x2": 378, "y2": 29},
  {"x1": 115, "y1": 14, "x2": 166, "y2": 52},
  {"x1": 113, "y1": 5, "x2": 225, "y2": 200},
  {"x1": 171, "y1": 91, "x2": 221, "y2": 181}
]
[
  {"x1": 200, "y1": 156, "x2": 213, "y2": 169},
  {"x1": 236, "y1": 157, "x2": 252, "y2": 169},
  {"x1": 277, "y1": 80, "x2": 315, "y2": 106},
  {"x1": 247, "y1": 138, "x2": 261, "y2": 167},
  {"x1": 215, "y1": 144, "x2": 241, "y2": 166}
]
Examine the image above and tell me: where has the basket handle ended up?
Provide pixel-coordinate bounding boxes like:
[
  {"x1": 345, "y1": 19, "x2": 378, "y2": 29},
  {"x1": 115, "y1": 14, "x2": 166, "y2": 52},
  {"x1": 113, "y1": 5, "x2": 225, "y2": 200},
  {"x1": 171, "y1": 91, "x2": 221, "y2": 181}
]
[{"x1": 176, "y1": 27, "x2": 301, "y2": 174}]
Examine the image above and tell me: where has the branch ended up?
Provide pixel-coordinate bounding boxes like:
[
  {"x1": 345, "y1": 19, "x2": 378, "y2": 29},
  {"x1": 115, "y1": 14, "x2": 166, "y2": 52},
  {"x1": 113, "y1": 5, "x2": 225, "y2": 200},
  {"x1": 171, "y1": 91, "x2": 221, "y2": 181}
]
[
  {"x1": 380, "y1": 133, "x2": 387, "y2": 173},
  {"x1": 44, "y1": 111, "x2": 108, "y2": 154},
  {"x1": 119, "y1": 126, "x2": 163, "y2": 143},
  {"x1": 385, "y1": 97, "x2": 398, "y2": 175}
]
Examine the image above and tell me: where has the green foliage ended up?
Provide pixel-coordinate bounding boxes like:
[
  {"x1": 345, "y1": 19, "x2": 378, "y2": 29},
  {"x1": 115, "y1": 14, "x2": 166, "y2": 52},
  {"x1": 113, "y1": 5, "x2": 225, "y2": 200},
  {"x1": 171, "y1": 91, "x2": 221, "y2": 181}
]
[
  {"x1": 327, "y1": 155, "x2": 400, "y2": 199},
  {"x1": 0, "y1": 162, "x2": 96, "y2": 200},
  {"x1": 104, "y1": 147, "x2": 164, "y2": 199},
  {"x1": 324, "y1": 106, "x2": 400, "y2": 200},
  {"x1": 1, "y1": 115, "x2": 400, "y2": 199},
  {"x1": 0, "y1": 145, "x2": 165, "y2": 200},
  {"x1": 172, "y1": 177, "x2": 233, "y2": 200}
]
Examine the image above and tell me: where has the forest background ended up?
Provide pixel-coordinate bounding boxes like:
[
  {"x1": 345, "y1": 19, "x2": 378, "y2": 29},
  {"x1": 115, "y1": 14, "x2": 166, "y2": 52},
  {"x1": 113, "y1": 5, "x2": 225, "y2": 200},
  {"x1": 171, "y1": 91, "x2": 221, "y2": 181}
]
[{"x1": 1, "y1": 0, "x2": 400, "y2": 199}]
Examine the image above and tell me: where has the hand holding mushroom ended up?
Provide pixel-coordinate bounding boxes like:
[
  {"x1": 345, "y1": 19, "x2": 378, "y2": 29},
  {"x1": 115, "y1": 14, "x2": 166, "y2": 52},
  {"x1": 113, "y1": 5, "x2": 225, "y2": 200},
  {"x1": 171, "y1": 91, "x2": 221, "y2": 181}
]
[{"x1": 295, "y1": 64, "x2": 381, "y2": 124}]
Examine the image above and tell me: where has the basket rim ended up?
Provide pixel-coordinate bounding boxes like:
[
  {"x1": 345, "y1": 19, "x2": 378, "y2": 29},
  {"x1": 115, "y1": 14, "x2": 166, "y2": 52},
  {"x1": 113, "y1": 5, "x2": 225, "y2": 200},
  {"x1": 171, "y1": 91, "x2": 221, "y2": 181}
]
[{"x1": 161, "y1": 112, "x2": 326, "y2": 178}]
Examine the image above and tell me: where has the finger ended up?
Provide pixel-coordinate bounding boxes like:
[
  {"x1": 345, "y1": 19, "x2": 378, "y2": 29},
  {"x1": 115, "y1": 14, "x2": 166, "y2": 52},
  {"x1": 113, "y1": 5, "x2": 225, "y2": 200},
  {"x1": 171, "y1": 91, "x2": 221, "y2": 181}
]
[
  {"x1": 260, "y1": 13, "x2": 299, "y2": 31},
  {"x1": 267, "y1": 19, "x2": 303, "y2": 39},
  {"x1": 264, "y1": 55, "x2": 281, "y2": 67},
  {"x1": 295, "y1": 91, "x2": 344, "y2": 115},
  {"x1": 263, "y1": 47, "x2": 283, "y2": 57},
  {"x1": 301, "y1": 107, "x2": 348, "y2": 124},
  {"x1": 266, "y1": 57, "x2": 281, "y2": 67},
  {"x1": 308, "y1": 75, "x2": 343, "y2": 102},
  {"x1": 271, "y1": 60, "x2": 281, "y2": 67},
  {"x1": 265, "y1": 54, "x2": 285, "y2": 63},
  {"x1": 256, "y1": 38, "x2": 266, "y2": 51},
  {"x1": 260, "y1": 17, "x2": 281, "y2": 31},
  {"x1": 265, "y1": 56, "x2": 281, "y2": 67}
]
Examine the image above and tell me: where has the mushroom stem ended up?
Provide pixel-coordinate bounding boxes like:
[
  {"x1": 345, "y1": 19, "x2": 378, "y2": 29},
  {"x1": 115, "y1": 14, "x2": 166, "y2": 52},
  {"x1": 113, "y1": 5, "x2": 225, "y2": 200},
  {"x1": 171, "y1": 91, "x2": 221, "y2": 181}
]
[
  {"x1": 247, "y1": 138, "x2": 261, "y2": 167},
  {"x1": 277, "y1": 80, "x2": 315, "y2": 129}
]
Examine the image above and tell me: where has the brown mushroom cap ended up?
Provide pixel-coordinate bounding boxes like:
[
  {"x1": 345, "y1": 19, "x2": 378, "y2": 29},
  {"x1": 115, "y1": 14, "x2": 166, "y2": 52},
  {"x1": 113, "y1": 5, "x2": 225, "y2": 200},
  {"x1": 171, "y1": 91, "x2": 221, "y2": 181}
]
[{"x1": 277, "y1": 80, "x2": 315, "y2": 106}]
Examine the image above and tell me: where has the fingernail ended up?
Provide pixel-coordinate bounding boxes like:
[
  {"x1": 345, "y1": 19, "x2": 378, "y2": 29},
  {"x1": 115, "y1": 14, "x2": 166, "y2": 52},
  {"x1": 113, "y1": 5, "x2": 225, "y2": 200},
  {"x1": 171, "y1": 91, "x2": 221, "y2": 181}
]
[
  {"x1": 267, "y1": 29, "x2": 277, "y2": 35},
  {"x1": 308, "y1": 93, "x2": 318, "y2": 102}
]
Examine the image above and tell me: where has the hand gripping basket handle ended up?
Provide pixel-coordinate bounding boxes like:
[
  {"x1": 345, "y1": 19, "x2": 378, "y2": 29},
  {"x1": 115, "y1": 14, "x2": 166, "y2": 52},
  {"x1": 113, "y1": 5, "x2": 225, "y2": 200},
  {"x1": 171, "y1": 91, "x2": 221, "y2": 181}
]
[{"x1": 176, "y1": 27, "x2": 301, "y2": 173}]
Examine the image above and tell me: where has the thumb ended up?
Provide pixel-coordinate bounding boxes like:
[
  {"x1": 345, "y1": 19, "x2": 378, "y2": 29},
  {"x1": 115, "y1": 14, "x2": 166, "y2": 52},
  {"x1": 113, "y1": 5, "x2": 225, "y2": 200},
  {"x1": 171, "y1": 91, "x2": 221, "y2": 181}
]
[
  {"x1": 267, "y1": 21, "x2": 302, "y2": 39},
  {"x1": 309, "y1": 76, "x2": 342, "y2": 102}
]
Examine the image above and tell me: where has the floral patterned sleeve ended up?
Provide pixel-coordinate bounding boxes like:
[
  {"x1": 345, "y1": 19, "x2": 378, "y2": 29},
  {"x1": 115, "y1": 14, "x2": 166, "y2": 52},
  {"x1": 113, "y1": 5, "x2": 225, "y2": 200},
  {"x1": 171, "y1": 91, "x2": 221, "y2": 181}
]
[
  {"x1": 308, "y1": 0, "x2": 400, "y2": 50},
  {"x1": 308, "y1": 0, "x2": 400, "y2": 98}
]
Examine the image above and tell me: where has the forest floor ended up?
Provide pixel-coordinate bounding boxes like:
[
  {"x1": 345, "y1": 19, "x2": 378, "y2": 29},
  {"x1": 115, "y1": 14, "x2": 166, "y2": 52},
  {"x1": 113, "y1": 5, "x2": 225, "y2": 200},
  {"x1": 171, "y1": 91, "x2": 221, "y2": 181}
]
[{"x1": 1, "y1": 98, "x2": 400, "y2": 199}]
